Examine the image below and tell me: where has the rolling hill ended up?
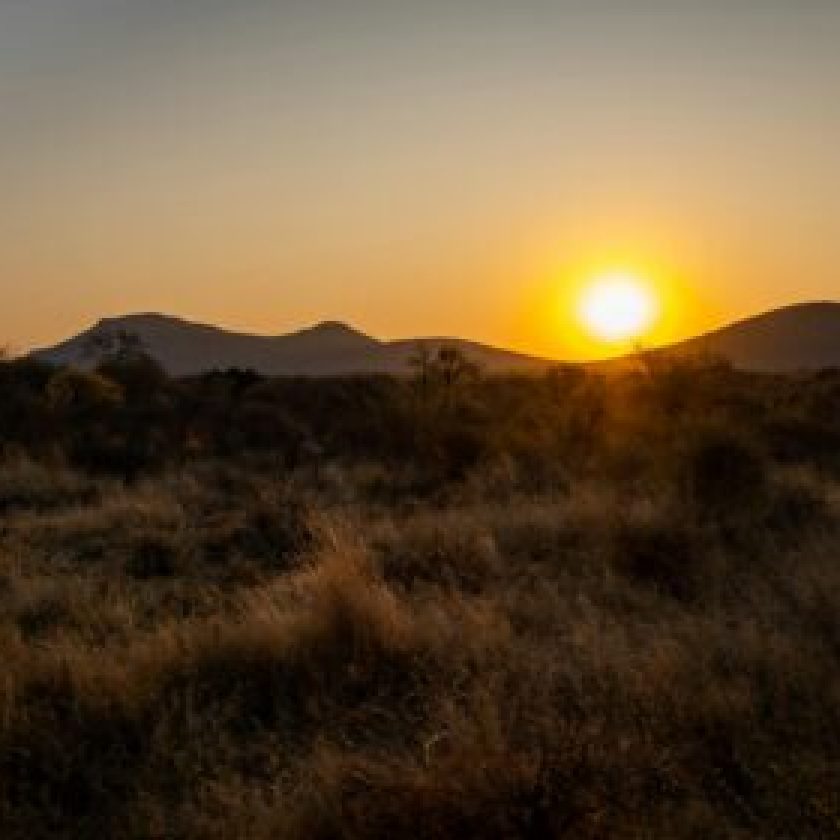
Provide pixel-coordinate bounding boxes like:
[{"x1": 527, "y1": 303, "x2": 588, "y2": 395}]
[
  {"x1": 32, "y1": 313, "x2": 551, "y2": 376},
  {"x1": 31, "y1": 301, "x2": 840, "y2": 375}
]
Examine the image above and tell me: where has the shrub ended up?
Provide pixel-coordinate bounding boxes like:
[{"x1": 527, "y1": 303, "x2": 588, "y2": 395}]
[
  {"x1": 0, "y1": 458, "x2": 98, "y2": 513},
  {"x1": 376, "y1": 513, "x2": 501, "y2": 593},
  {"x1": 611, "y1": 504, "x2": 702, "y2": 600},
  {"x1": 125, "y1": 534, "x2": 181, "y2": 579},
  {"x1": 677, "y1": 425, "x2": 768, "y2": 518}
]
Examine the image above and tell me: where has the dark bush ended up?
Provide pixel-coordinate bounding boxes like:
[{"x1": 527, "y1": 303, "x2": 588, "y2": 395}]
[
  {"x1": 612, "y1": 514, "x2": 701, "y2": 601},
  {"x1": 678, "y1": 426, "x2": 768, "y2": 517},
  {"x1": 125, "y1": 535, "x2": 181, "y2": 579}
]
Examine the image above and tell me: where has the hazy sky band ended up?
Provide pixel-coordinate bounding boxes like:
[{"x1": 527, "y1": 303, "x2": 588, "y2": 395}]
[{"x1": 2, "y1": 1, "x2": 839, "y2": 357}]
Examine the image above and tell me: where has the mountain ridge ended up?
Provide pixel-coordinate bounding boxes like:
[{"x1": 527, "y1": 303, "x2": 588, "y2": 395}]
[
  {"x1": 33, "y1": 312, "x2": 547, "y2": 376},
  {"x1": 31, "y1": 301, "x2": 840, "y2": 375}
]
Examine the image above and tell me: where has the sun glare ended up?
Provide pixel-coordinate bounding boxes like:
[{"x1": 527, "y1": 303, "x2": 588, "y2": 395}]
[{"x1": 577, "y1": 272, "x2": 659, "y2": 344}]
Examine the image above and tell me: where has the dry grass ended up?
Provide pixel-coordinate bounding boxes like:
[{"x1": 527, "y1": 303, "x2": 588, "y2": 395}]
[{"x1": 0, "y1": 447, "x2": 837, "y2": 838}]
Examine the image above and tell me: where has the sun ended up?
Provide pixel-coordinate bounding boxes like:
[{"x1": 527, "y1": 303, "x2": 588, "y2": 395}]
[{"x1": 577, "y1": 272, "x2": 659, "y2": 344}]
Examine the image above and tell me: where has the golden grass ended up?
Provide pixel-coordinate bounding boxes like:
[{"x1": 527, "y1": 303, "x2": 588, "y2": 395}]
[{"x1": 0, "y1": 452, "x2": 837, "y2": 838}]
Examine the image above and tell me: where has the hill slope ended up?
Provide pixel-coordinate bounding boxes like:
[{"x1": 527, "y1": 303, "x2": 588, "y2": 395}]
[
  {"x1": 33, "y1": 313, "x2": 550, "y2": 376},
  {"x1": 666, "y1": 301, "x2": 840, "y2": 371}
]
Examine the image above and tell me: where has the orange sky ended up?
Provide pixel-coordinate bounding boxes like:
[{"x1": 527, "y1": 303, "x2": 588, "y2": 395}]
[{"x1": 2, "y1": 2, "x2": 839, "y2": 360}]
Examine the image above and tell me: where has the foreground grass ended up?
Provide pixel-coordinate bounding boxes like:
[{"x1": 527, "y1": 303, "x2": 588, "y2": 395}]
[{"x1": 0, "y1": 449, "x2": 837, "y2": 839}]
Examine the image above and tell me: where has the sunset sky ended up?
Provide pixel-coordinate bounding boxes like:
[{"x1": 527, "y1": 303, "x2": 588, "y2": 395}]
[{"x1": 2, "y1": 1, "x2": 839, "y2": 359}]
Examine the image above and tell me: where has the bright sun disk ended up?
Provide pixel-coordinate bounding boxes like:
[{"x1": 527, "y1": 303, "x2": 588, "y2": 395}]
[{"x1": 577, "y1": 272, "x2": 658, "y2": 343}]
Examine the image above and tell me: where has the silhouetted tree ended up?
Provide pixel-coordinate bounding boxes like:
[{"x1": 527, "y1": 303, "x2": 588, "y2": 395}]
[
  {"x1": 434, "y1": 346, "x2": 480, "y2": 391},
  {"x1": 82, "y1": 329, "x2": 147, "y2": 363},
  {"x1": 408, "y1": 343, "x2": 434, "y2": 404}
]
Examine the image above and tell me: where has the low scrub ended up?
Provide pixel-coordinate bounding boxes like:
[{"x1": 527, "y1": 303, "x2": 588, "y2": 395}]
[{"x1": 0, "y1": 365, "x2": 838, "y2": 837}]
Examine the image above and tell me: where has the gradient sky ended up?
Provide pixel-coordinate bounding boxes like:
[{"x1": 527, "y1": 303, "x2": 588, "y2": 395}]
[{"x1": 2, "y1": 1, "x2": 839, "y2": 359}]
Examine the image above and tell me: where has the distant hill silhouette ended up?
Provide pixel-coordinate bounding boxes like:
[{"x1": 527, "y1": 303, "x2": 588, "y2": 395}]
[
  {"x1": 31, "y1": 302, "x2": 840, "y2": 375},
  {"x1": 662, "y1": 301, "x2": 840, "y2": 372},
  {"x1": 32, "y1": 313, "x2": 550, "y2": 376}
]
